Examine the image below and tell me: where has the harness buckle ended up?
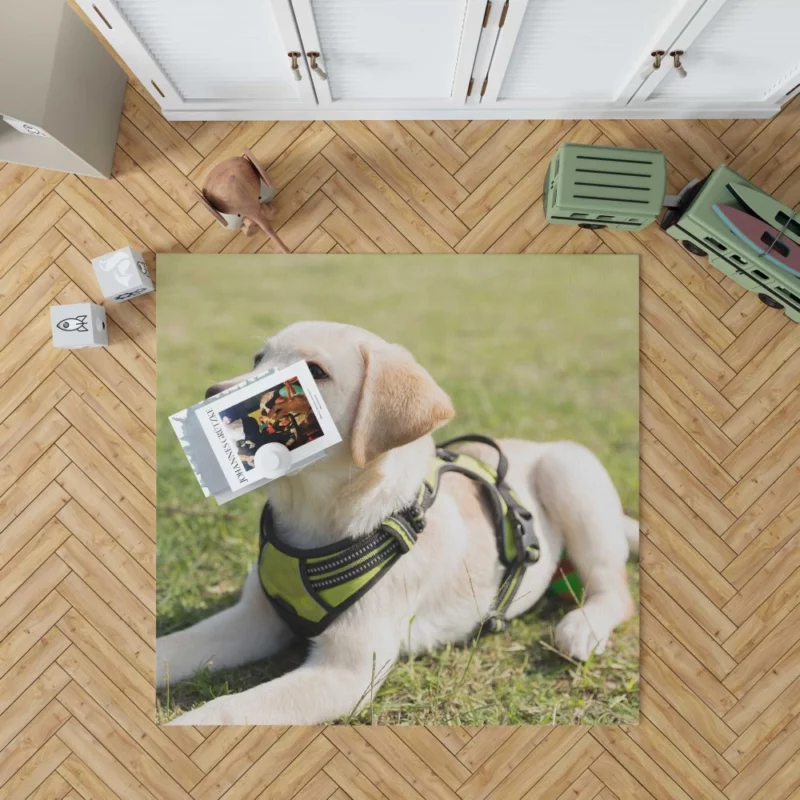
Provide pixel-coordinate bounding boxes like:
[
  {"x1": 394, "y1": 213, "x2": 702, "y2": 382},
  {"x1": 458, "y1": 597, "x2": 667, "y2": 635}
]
[
  {"x1": 436, "y1": 448, "x2": 457, "y2": 463},
  {"x1": 401, "y1": 503, "x2": 427, "y2": 534},
  {"x1": 485, "y1": 615, "x2": 507, "y2": 634},
  {"x1": 509, "y1": 504, "x2": 539, "y2": 564}
]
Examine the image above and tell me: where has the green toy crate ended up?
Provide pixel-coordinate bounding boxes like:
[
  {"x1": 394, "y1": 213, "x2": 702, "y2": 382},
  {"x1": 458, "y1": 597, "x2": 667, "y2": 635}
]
[
  {"x1": 544, "y1": 144, "x2": 667, "y2": 231},
  {"x1": 661, "y1": 165, "x2": 800, "y2": 323}
]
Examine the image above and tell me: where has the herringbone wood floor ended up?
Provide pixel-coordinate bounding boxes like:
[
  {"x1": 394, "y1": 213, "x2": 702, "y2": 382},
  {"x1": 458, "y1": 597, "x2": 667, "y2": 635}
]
[{"x1": 2, "y1": 67, "x2": 800, "y2": 798}]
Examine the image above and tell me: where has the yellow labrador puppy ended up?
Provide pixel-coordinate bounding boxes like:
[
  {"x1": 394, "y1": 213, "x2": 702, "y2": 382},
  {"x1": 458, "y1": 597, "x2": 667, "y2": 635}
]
[{"x1": 158, "y1": 321, "x2": 638, "y2": 725}]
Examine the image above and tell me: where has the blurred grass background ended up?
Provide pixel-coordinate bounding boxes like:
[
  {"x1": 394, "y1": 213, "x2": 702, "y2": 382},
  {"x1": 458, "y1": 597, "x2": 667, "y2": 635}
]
[{"x1": 157, "y1": 254, "x2": 639, "y2": 725}]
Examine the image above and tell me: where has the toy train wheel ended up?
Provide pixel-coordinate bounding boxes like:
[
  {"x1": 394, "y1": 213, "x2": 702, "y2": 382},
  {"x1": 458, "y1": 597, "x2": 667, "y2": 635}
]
[
  {"x1": 682, "y1": 240, "x2": 707, "y2": 257},
  {"x1": 578, "y1": 223, "x2": 606, "y2": 230},
  {"x1": 758, "y1": 293, "x2": 785, "y2": 310}
]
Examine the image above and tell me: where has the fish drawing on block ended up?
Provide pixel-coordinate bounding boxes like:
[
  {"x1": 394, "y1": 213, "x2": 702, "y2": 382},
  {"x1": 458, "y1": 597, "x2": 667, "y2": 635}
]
[{"x1": 713, "y1": 204, "x2": 800, "y2": 277}]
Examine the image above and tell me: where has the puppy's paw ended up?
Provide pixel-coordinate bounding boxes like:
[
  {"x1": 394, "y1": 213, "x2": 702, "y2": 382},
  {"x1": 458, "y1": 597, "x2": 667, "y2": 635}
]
[
  {"x1": 554, "y1": 608, "x2": 609, "y2": 662},
  {"x1": 169, "y1": 697, "x2": 235, "y2": 726}
]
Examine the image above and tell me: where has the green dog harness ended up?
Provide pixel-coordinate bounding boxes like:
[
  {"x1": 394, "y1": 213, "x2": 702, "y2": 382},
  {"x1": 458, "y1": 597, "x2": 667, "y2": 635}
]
[{"x1": 258, "y1": 435, "x2": 552, "y2": 638}]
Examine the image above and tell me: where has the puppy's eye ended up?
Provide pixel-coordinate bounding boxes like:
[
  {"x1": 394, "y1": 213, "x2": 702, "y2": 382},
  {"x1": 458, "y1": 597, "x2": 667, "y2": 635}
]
[
  {"x1": 253, "y1": 353, "x2": 264, "y2": 368},
  {"x1": 307, "y1": 362, "x2": 328, "y2": 380}
]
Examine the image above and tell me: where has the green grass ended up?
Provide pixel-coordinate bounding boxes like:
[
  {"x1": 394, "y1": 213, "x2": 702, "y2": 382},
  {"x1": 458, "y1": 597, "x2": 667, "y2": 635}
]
[{"x1": 156, "y1": 254, "x2": 640, "y2": 725}]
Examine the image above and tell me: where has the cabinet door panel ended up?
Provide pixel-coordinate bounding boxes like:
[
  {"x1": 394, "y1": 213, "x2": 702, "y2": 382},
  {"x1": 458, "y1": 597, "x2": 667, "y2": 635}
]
[
  {"x1": 76, "y1": 0, "x2": 315, "y2": 110},
  {"x1": 645, "y1": 0, "x2": 800, "y2": 104},
  {"x1": 291, "y1": 0, "x2": 485, "y2": 107},
  {"x1": 481, "y1": 0, "x2": 704, "y2": 112},
  {"x1": 488, "y1": 0, "x2": 697, "y2": 104}
]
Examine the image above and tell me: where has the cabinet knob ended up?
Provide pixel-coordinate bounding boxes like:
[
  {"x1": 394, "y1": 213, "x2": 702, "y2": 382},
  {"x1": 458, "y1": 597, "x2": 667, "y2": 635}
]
[
  {"x1": 288, "y1": 52, "x2": 302, "y2": 81},
  {"x1": 670, "y1": 50, "x2": 687, "y2": 79},
  {"x1": 640, "y1": 50, "x2": 665, "y2": 81},
  {"x1": 307, "y1": 52, "x2": 328, "y2": 81}
]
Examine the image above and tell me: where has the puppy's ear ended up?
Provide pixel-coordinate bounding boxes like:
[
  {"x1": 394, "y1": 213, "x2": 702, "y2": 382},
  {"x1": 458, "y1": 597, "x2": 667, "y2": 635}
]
[{"x1": 351, "y1": 343, "x2": 454, "y2": 467}]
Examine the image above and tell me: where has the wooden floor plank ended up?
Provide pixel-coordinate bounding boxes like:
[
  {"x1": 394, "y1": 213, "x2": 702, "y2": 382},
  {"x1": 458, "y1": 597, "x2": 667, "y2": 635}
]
[
  {"x1": 400, "y1": 120, "x2": 469, "y2": 174},
  {"x1": 187, "y1": 122, "x2": 237, "y2": 158},
  {"x1": 0, "y1": 228, "x2": 69, "y2": 317},
  {"x1": 640, "y1": 357, "x2": 735, "y2": 463},
  {"x1": 363, "y1": 120, "x2": 469, "y2": 210},
  {"x1": 639, "y1": 646, "x2": 736, "y2": 751},
  {"x1": 265, "y1": 121, "x2": 336, "y2": 191},
  {"x1": 122, "y1": 85, "x2": 202, "y2": 176},
  {"x1": 56, "y1": 680, "x2": 198, "y2": 798},
  {"x1": 0, "y1": 193, "x2": 69, "y2": 278},
  {"x1": 0, "y1": 170, "x2": 65, "y2": 244},
  {"x1": 56, "y1": 716, "x2": 157, "y2": 800},
  {"x1": 56, "y1": 535, "x2": 154, "y2": 643},
  {"x1": 321, "y1": 172, "x2": 416, "y2": 254},
  {"x1": 640, "y1": 677, "x2": 736, "y2": 789},
  {"x1": 0, "y1": 517, "x2": 72, "y2": 610},
  {"x1": 0, "y1": 162, "x2": 37, "y2": 206},
  {"x1": 57, "y1": 571, "x2": 154, "y2": 682},
  {"x1": 454, "y1": 119, "x2": 578, "y2": 231},
  {"x1": 454, "y1": 121, "x2": 538, "y2": 192},
  {"x1": 641, "y1": 500, "x2": 735, "y2": 608},
  {"x1": 325, "y1": 130, "x2": 459, "y2": 250},
  {"x1": 116, "y1": 115, "x2": 200, "y2": 212},
  {"x1": 724, "y1": 567, "x2": 800, "y2": 665},
  {"x1": 0, "y1": 696, "x2": 70, "y2": 787},
  {"x1": 724, "y1": 531, "x2": 800, "y2": 622},
  {"x1": 640, "y1": 538, "x2": 735, "y2": 643},
  {"x1": 0, "y1": 554, "x2": 70, "y2": 643},
  {"x1": 641, "y1": 572, "x2": 738, "y2": 682},
  {"x1": 111, "y1": 148, "x2": 202, "y2": 249},
  {"x1": 0, "y1": 591, "x2": 69, "y2": 683},
  {"x1": 55, "y1": 394, "x2": 154, "y2": 504},
  {"x1": 454, "y1": 121, "x2": 506, "y2": 156}
]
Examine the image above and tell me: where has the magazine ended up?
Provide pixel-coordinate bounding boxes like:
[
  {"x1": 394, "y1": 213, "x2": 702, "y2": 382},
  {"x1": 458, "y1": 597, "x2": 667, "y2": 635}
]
[{"x1": 169, "y1": 360, "x2": 341, "y2": 504}]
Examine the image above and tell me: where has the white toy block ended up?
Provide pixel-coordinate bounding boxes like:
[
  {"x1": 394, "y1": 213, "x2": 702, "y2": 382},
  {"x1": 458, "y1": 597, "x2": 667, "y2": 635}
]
[
  {"x1": 91, "y1": 246, "x2": 154, "y2": 302},
  {"x1": 51, "y1": 303, "x2": 108, "y2": 349}
]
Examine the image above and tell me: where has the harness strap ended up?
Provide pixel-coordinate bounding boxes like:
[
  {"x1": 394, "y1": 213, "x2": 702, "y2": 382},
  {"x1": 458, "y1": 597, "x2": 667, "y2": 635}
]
[
  {"x1": 429, "y1": 435, "x2": 540, "y2": 632},
  {"x1": 259, "y1": 503, "x2": 420, "y2": 637},
  {"x1": 438, "y1": 434, "x2": 510, "y2": 484},
  {"x1": 257, "y1": 435, "x2": 543, "y2": 638}
]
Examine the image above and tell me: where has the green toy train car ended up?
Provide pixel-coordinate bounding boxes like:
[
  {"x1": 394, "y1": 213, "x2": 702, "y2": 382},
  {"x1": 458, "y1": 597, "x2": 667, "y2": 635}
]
[
  {"x1": 660, "y1": 165, "x2": 800, "y2": 323},
  {"x1": 543, "y1": 142, "x2": 800, "y2": 323},
  {"x1": 543, "y1": 144, "x2": 667, "y2": 231}
]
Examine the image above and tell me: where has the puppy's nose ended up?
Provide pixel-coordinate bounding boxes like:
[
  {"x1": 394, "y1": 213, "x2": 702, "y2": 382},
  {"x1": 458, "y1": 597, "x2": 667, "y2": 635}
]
[{"x1": 205, "y1": 383, "x2": 225, "y2": 399}]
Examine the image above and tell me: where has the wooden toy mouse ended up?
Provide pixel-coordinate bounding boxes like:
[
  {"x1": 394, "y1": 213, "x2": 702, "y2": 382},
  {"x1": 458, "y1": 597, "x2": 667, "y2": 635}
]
[{"x1": 197, "y1": 149, "x2": 289, "y2": 253}]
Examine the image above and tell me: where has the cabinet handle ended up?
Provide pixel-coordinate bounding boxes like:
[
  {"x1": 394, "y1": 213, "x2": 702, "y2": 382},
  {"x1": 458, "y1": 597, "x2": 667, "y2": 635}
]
[
  {"x1": 288, "y1": 52, "x2": 302, "y2": 81},
  {"x1": 307, "y1": 52, "x2": 328, "y2": 81},
  {"x1": 670, "y1": 50, "x2": 687, "y2": 79},
  {"x1": 640, "y1": 50, "x2": 665, "y2": 81}
]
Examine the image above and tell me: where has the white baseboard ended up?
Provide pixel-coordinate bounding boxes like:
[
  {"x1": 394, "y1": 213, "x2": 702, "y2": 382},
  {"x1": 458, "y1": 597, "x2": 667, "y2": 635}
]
[{"x1": 162, "y1": 104, "x2": 781, "y2": 122}]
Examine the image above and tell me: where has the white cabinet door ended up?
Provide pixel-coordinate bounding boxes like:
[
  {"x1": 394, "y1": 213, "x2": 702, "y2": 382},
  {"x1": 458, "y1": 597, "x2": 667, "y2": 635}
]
[
  {"x1": 631, "y1": 0, "x2": 800, "y2": 108},
  {"x1": 289, "y1": 0, "x2": 487, "y2": 108},
  {"x1": 478, "y1": 0, "x2": 707, "y2": 111},
  {"x1": 75, "y1": 0, "x2": 316, "y2": 113}
]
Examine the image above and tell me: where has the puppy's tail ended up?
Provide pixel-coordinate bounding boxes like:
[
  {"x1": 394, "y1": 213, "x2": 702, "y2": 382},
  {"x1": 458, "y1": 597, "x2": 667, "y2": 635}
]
[{"x1": 624, "y1": 515, "x2": 640, "y2": 560}]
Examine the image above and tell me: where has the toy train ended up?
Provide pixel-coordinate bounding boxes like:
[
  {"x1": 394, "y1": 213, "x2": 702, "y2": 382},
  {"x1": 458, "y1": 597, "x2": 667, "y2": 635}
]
[{"x1": 544, "y1": 144, "x2": 800, "y2": 322}]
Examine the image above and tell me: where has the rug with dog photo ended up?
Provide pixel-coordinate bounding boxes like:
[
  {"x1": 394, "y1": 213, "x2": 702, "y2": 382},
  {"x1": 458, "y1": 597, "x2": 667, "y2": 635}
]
[{"x1": 156, "y1": 254, "x2": 640, "y2": 726}]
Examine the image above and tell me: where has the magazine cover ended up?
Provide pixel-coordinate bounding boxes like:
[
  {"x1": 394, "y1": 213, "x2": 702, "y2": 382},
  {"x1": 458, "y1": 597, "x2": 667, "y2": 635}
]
[{"x1": 172, "y1": 360, "x2": 341, "y2": 501}]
